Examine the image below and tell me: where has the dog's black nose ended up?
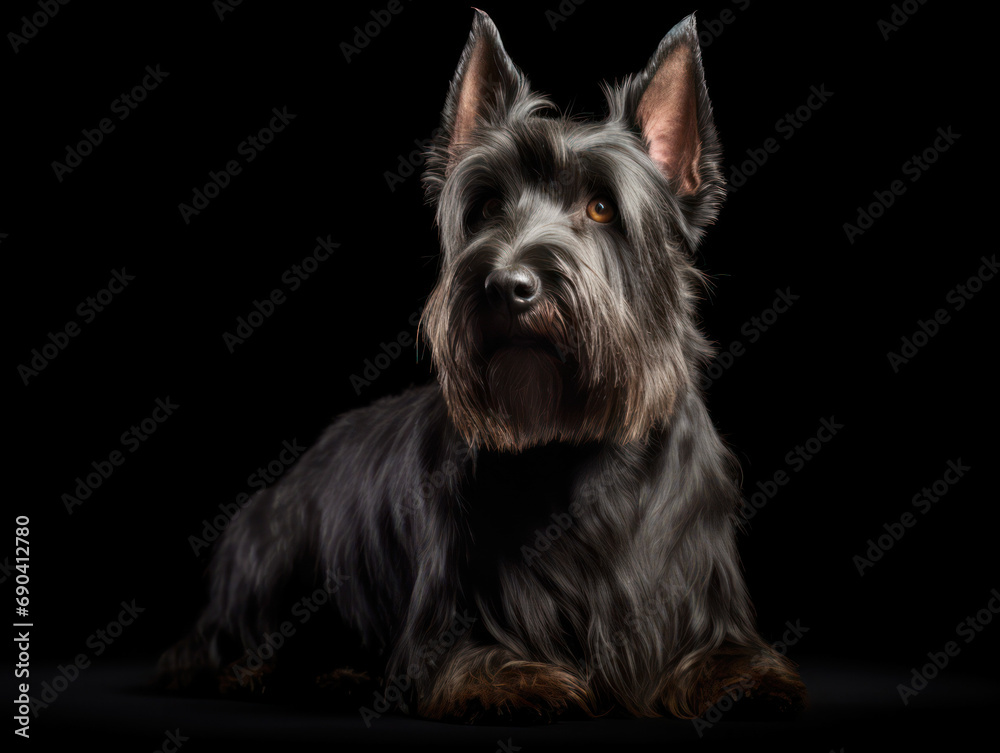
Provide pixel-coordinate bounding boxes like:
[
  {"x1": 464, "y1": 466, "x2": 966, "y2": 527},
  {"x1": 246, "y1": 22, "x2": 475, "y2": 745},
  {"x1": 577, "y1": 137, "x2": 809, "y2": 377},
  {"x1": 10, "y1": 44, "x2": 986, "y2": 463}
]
[{"x1": 485, "y1": 266, "x2": 541, "y2": 314}]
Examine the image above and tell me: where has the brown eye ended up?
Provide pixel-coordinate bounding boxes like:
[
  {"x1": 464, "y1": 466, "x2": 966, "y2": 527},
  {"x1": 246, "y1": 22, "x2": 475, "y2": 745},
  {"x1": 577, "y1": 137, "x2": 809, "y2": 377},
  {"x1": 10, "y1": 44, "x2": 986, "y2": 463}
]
[
  {"x1": 586, "y1": 197, "x2": 616, "y2": 223},
  {"x1": 483, "y1": 198, "x2": 502, "y2": 218}
]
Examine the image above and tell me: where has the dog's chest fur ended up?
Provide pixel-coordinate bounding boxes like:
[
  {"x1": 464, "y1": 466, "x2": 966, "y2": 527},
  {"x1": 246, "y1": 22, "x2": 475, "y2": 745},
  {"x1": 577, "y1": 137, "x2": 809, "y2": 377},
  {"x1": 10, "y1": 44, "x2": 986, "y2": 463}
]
[{"x1": 457, "y1": 429, "x2": 668, "y2": 665}]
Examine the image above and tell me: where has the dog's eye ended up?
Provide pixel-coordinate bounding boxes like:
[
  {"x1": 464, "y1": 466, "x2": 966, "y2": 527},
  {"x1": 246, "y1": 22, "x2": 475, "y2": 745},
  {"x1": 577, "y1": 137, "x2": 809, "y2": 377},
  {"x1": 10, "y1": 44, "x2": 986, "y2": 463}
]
[
  {"x1": 482, "y1": 198, "x2": 502, "y2": 218},
  {"x1": 586, "y1": 197, "x2": 616, "y2": 223}
]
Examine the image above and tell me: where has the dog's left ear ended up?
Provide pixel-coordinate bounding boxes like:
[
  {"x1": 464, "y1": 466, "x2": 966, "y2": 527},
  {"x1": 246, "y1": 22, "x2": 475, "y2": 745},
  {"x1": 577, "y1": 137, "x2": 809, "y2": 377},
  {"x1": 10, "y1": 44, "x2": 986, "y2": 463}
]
[{"x1": 621, "y1": 15, "x2": 723, "y2": 221}]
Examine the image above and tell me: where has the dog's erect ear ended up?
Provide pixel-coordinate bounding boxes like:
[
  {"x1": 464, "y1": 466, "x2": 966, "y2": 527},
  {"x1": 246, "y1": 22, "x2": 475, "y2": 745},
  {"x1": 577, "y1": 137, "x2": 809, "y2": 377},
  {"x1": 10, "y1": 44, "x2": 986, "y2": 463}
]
[
  {"x1": 423, "y1": 10, "x2": 532, "y2": 202},
  {"x1": 621, "y1": 15, "x2": 723, "y2": 210}
]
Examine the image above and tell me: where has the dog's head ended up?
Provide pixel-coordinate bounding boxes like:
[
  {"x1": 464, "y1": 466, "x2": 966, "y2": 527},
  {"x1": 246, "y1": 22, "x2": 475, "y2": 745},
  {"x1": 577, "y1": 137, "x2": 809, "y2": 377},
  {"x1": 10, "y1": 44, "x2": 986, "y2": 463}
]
[{"x1": 420, "y1": 11, "x2": 724, "y2": 452}]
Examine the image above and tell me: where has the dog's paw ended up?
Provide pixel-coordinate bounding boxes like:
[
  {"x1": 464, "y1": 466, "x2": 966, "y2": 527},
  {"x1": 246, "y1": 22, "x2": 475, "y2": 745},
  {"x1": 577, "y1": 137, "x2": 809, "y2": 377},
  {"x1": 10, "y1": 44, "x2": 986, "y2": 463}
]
[
  {"x1": 712, "y1": 671, "x2": 808, "y2": 720},
  {"x1": 217, "y1": 659, "x2": 275, "y2": 697},
  {"x1": 422, "y1": 659, "x2": 592, "y2": 725},
  {"x1": 315, "y1": 667, "x2": 371, "y2": 691},
  {"x1": 697, "y1": 657, "x2": 808, "y2": 719}
]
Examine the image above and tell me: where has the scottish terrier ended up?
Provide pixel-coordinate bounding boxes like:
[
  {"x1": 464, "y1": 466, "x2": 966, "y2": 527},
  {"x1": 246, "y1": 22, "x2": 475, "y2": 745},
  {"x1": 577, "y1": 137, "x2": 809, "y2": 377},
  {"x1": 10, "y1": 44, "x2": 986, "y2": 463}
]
[{"x1": 160, "y1": 11, "x2": 807, "y2": 723}]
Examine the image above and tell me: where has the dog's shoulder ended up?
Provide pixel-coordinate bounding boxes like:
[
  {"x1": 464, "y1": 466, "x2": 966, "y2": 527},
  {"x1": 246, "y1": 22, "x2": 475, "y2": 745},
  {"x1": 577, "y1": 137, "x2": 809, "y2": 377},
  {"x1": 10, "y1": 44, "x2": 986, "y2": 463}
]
[
  {"x1": 328, "y1": 382, "x2": 448, "y2": 438},
  {"x1": 293, "y1": 383, "x2": 456, "y2": 479}
]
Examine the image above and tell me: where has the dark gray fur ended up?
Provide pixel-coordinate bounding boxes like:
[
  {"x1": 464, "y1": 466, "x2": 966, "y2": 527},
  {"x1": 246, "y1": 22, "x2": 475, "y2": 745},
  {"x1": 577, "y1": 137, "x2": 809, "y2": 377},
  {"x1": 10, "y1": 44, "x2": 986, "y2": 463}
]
[{"x1": 160, "y1": 11, "x2": 805, "y2": 720}]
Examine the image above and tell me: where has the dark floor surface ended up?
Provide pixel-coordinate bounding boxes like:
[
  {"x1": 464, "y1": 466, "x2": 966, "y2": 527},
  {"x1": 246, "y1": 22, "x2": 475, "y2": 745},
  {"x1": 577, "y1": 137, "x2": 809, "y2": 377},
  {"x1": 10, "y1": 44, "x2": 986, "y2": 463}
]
[{"x1": 9, "y1": 659, "x2": 998, "y2": 751}]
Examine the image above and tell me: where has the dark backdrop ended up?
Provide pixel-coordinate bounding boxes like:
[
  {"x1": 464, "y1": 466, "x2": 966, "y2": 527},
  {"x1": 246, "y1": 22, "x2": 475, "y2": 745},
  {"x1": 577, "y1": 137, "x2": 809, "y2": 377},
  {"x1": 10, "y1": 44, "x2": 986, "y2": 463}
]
[{"x1": 6, "y1": 0, "x2": 997, "y2": 749}]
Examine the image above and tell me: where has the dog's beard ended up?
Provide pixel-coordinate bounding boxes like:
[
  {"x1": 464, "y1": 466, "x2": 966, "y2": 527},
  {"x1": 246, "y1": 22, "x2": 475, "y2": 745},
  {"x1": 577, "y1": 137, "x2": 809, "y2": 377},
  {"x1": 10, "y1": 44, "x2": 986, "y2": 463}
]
[
  {"x1": 484, "y1": 345, "x2": 565, "y2": 439},
  {"x1": 421, "y1": 264, "x2": 686, "y2": 452},
  {"x1": 432, "y1": 326, "x2": 628, "y2": 453},
  {"x1": 461, "y1": 347, "x2": 594, "y2": 452}
]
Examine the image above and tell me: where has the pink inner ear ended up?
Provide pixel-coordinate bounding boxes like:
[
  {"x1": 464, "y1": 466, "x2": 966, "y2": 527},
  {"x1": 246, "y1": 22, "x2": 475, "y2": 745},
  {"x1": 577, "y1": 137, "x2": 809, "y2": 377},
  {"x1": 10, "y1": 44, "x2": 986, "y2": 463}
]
[
  {"x1": 453, "y1": 44, "x2": 502, "y2": 162},
  {"x1": 636, "y1": 48, "x2": 702, "y2": 196}
]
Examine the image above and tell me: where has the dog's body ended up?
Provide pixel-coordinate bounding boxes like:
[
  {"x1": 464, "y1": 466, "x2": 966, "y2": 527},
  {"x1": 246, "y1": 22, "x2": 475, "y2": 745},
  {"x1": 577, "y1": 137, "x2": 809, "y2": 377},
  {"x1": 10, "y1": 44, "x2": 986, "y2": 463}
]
[{"x1": 160, "y1": 12, "x2": 807, "y2": 722}]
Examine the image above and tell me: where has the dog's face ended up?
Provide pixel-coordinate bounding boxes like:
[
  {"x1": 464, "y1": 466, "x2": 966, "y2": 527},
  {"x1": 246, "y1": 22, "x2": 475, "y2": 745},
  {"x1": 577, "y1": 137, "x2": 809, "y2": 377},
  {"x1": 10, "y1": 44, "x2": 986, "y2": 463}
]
[{"x1": 421, "y1": 13, "x2": 724, "y2": 452}]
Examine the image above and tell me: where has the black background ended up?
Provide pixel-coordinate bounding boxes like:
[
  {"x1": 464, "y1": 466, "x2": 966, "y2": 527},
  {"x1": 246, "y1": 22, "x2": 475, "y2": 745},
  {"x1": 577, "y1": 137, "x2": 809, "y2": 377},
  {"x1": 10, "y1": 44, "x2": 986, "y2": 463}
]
[{"x1": 5, "y1": 0, "x2": 997, "y2": 750}]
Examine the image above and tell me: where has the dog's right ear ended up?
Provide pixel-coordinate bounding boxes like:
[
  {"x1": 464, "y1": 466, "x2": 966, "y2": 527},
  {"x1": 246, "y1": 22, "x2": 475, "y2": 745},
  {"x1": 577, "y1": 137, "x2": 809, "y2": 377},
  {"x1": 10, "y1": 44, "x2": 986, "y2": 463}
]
[{"x1": 423, "y1": 10, "x2": 531, "y2": 203}]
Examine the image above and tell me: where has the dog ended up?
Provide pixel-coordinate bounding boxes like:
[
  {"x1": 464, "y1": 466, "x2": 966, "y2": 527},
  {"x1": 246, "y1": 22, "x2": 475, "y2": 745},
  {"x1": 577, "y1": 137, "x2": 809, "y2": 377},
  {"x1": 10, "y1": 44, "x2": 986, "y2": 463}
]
[{"x1": 159, "y1": 11, "x2": 807, "y2": 723}]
